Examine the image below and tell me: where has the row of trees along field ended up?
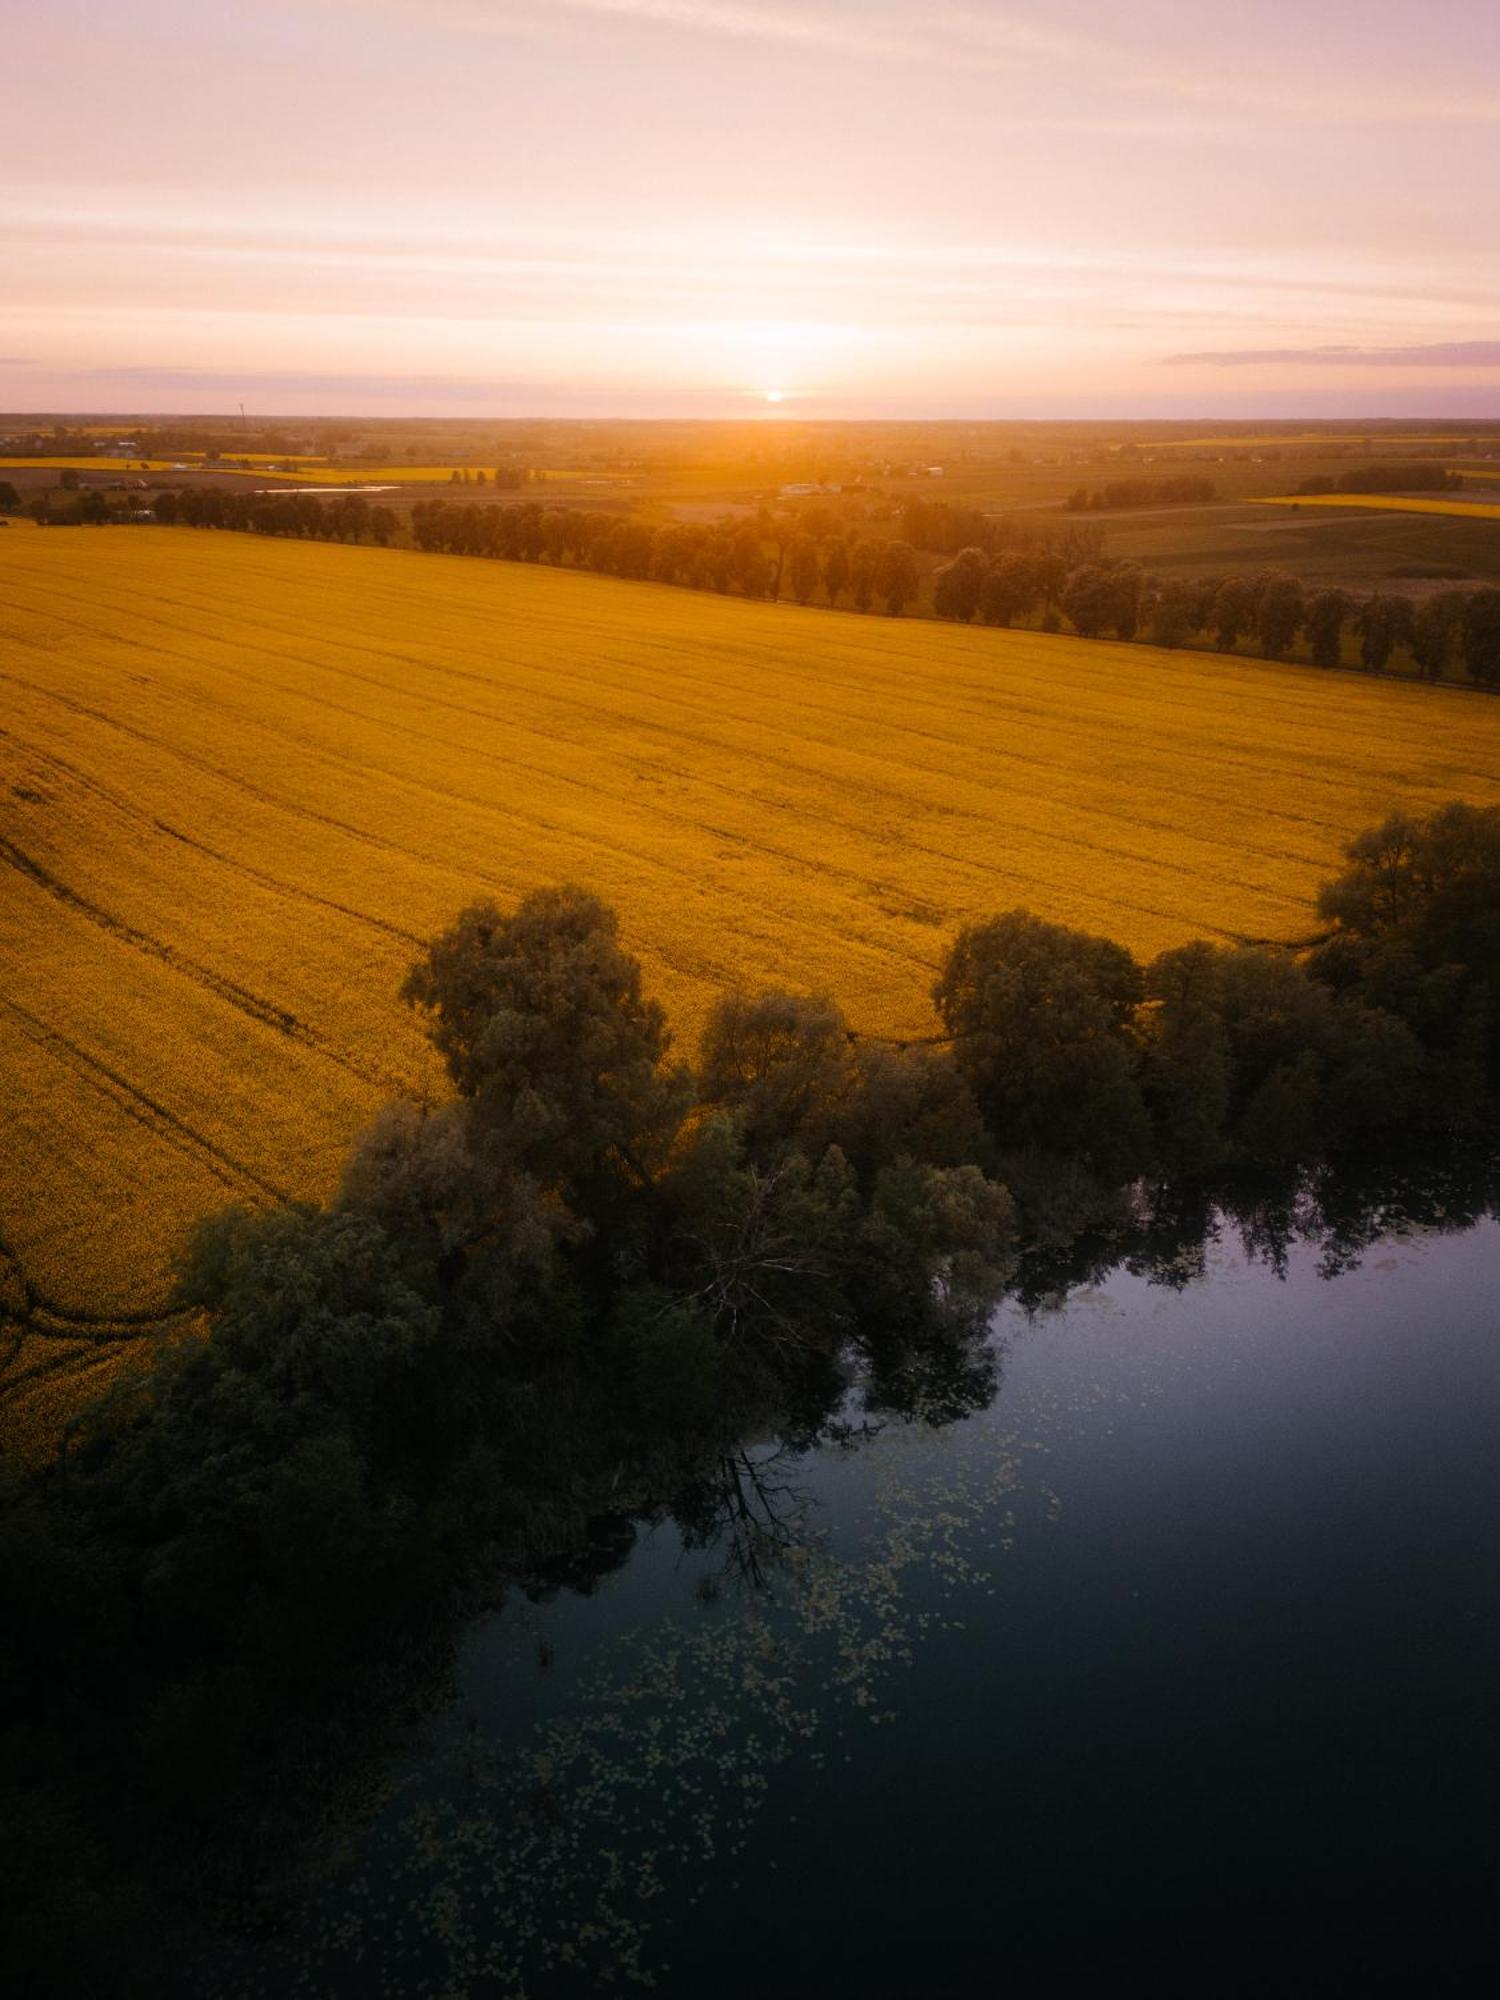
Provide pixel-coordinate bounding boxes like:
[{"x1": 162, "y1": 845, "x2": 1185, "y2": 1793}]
[
  {"x1": 1296, "y1": 462, "x2": 1464, "y2": 496},
  {"x1": 33, "y1": 480, "x2": 1500, "y2": 686},
  {"x1": 4, "y1": 802, "x2": 1500, "y2": 1988},
  {"x1": 1064, "y1": 476, "x2": 1219, "y2": 511}
]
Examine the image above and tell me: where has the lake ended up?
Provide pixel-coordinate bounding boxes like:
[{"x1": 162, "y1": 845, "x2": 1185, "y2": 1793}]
[{"x1": 199, "y1": 1209, "x2": 1500, "y2": 1995}]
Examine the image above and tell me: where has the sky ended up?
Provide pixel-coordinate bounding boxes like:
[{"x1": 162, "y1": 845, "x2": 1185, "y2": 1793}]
[{"x1": 3, "y1": 0, "x2": 1499, "y2": 419}]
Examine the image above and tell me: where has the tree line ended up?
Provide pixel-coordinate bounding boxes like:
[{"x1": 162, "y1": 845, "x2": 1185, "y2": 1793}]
[
  {"x1": 150, "y1": 485, "x2": 400, "y2": 543},
  {"x1": 4, "y1": 800, "x2": 1499, "y2": 1989},
  {"x1": 933, "y1": 552, "x2": 1500, "y2": 685},
  {"x1": 1296, "y1": 462, "x2": 1463, "y2": 496},
  {"x1": 896, "y1": 496, "x2": 1105, "y2": 559},
  {"x1": 1064, "y1": 476, "x2": 1218, "y2": 511}
]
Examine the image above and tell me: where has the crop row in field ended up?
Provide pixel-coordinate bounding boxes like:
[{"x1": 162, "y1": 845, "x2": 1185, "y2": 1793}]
[{"x1": 4, "y1": 525, "x2": 1500, "y2": 1444}]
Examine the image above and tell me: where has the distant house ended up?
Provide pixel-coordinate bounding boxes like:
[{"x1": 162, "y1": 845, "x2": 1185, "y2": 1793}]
[{"x1": 925, "y1": 465, "x2": 945, "y2": 477}]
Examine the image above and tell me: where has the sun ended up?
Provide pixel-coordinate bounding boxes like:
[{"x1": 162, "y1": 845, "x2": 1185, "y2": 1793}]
[{"x1": 764, "y1": 388, "x2": 785, "y2": 404}]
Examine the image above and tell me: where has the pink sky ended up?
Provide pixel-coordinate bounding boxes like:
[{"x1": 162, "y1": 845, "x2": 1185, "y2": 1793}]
[{"x1": 4, "y1": 0, "x2": 1499, "y2": 417}]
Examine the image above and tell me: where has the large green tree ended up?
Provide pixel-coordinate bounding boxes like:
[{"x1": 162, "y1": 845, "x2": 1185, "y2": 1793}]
[
  {"x1": 401, "y1": 886, "x2": 691, "y2": 1196},
  {"x1": 933, "y1": 909, "x2": 1149, "y2": 1179}
]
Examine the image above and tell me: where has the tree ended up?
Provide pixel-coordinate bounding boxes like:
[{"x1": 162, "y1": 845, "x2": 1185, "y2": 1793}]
[
  {"x1": 664, "y1": 1117, "x2": 860, "y2": 1352},
  {"x1": 729, "y1": 525, "x2": 772, "y2": 597},
  {"x1": 697, "y1": 989, "x2": 851, "y2": 1164},
  {"x1": 1355, "y1": 595, "x2": 1414, "y2": 673},
  {"x1": 1060, "y1": 565, "x2": 1114, "y2": 638},
  {"x1": 1140, "y1": 942, "x2": 1234, "y2": 1171},
  {"x1": 978, "y1": 551, "x2": 1038, "y2": 628},
  {"x1": 1107, "y1": 564, "x2": 1145, "y2": 641},
  {"x1": 1253, "y1": 573, "x2": 1305, "y2": 660},
  {"x1": 823, "y1": 1043, "x2": 990, "y2": 1186},
  {"x1": 0, "y1": 480, "x2": 21, "y2": 512},
  {"x1": 1143, "y1": 940, "x2": 1363, "y2": 1166},
  {"x1": 1146, "y1": 581, "x2": 1195, "y2": 650},
  {"x1": 1317, "y1": 802, "x2": 1500, "y2": 976},
  {"x1": 1460, "y1": 587, "x2": 1500, "y2": 687},
  {"x1": 875, "y1": 540, "x2": 920, "y2": 615},
  {"x1": 1304, "y1": 589, "x2": 1350, "y2": 668},
  {"x1": 785, "y1": 535, "x2": 821, "y2": 605},
  {"x1": 1210, "y1": 577, "x2": 1257, "y2": 652},
  {"x1": 856, "y1": 1157, "x2": 1015, "y2": 1334},
  {"x1": 933, "y1": 909, "x2": 1150, "y2": 1179},
  {"x1": 822, "y1": 539, "x2": 851, "y2": 606},
  {"x1": 401, "y1": 886, "x2": 691, "y2": 1195},
  {"x1": 849, "y1": 539, "x2": 879, "y2": 612},
  {"x1": 1061, "y1": 564, "x2": 1140, "y2": 641},
  {"x1": 1410, "y1": 592, "x2": 1461, "y2": 682},
  {"x1": 931, "y1": 546, "x2": 987, "y2": 622}
]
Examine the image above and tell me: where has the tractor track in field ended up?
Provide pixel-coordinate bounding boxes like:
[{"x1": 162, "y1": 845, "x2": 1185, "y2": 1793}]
[
  {"x1": 0, "y1": 663, "x2": 784, "y2": 989},
  {"x1": 0, "y1": 1224, "x2": 189, "y2": 1375},
  {"x1": 0, "y1": 832, "x2": 408, "y2": 1097},
  {"x1": 0, "y1": 990, "x2": 294, "y2": 1208},
  {"x1": 0, "y1": 723, "x2": 427, "y2": 949},
  {"x1": 0, "y1": 662, "x2": 948, "y2": 992},
  {"x1": 2, "y1": 1341, "x2": 138, "y2": 1405}
]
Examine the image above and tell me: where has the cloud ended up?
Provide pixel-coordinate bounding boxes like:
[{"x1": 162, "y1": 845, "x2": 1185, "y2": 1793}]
[
  {"x1": 341, "y1": 0, "x2": 1099, "y2": 68},
  {"x1": 317, "y1": 0, "x2": 1500, "y2": 125},
  {"x1": 27, "y1": 363, "x2": 741, "y2": 416},
  {"x1": 85, "y1": 365, "x2": 534, "y2": 400},
  {"x1": 1164, "y1": 341, "x2": 1500, "y2": 369}
]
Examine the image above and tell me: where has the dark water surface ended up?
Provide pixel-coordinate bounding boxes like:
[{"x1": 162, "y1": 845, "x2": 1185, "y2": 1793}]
[{"x1": 208, "y1": 1217, "x2": 1500, "y2": 1995}]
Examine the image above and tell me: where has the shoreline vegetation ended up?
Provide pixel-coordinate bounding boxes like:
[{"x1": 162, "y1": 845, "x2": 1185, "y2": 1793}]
[
  {"x1": 13, "y1": 479, "x2": 1500, "y2": 689},
  {"x1": 3, "y1": 798, "x2": 1499, "y2": 1991}
]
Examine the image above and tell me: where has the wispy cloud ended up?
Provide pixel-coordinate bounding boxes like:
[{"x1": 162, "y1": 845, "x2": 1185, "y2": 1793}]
[
  {"x1": 338, "y1": 0, "x2": 1101, "y2": 68},
  {"x1": 1166, "y1": 341, "x2": 1500, "y2": 368},
  {"x1": 5, "y1": 361, "x2": 746, "y2": 416},
  {"x1": 321, "y1": 0, "x2": 1500, "y2": 124}
]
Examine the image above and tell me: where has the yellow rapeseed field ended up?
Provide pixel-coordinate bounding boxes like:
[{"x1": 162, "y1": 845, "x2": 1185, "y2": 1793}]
[
  {"x1": 1254, "y1": 493, "x2": 1500, "y2": 521},
  {"x1": 5, "y1": 525, "x2": 1500, "y2": 1447}
]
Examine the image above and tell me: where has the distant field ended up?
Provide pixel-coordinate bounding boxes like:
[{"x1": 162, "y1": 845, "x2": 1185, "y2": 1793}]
[
  {"x1": 276, "y1": 465, "x2": 523, "y2": 485},
  {"x1": 1152, "y1": 434, "x2": 1497, "y2": 450},
  {"x1": 1, "y1": 454, "x2": 326, "y2": 477},
  {"x1": 0, "y1": 456, "x2": 186, "y2": 474},
  {"x1": 5, "y1": 526, "x2": 1500, "y2": 1444},
  {"x1": 0, "y1": 455, "x2": 465, "y2": 483},
  {"x1": 1254, "y1": 494, "x2": 1500, "y2": 521},
  {"x1": 1067, "y1": 499, "x2": 1500, "y2": 589}
]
